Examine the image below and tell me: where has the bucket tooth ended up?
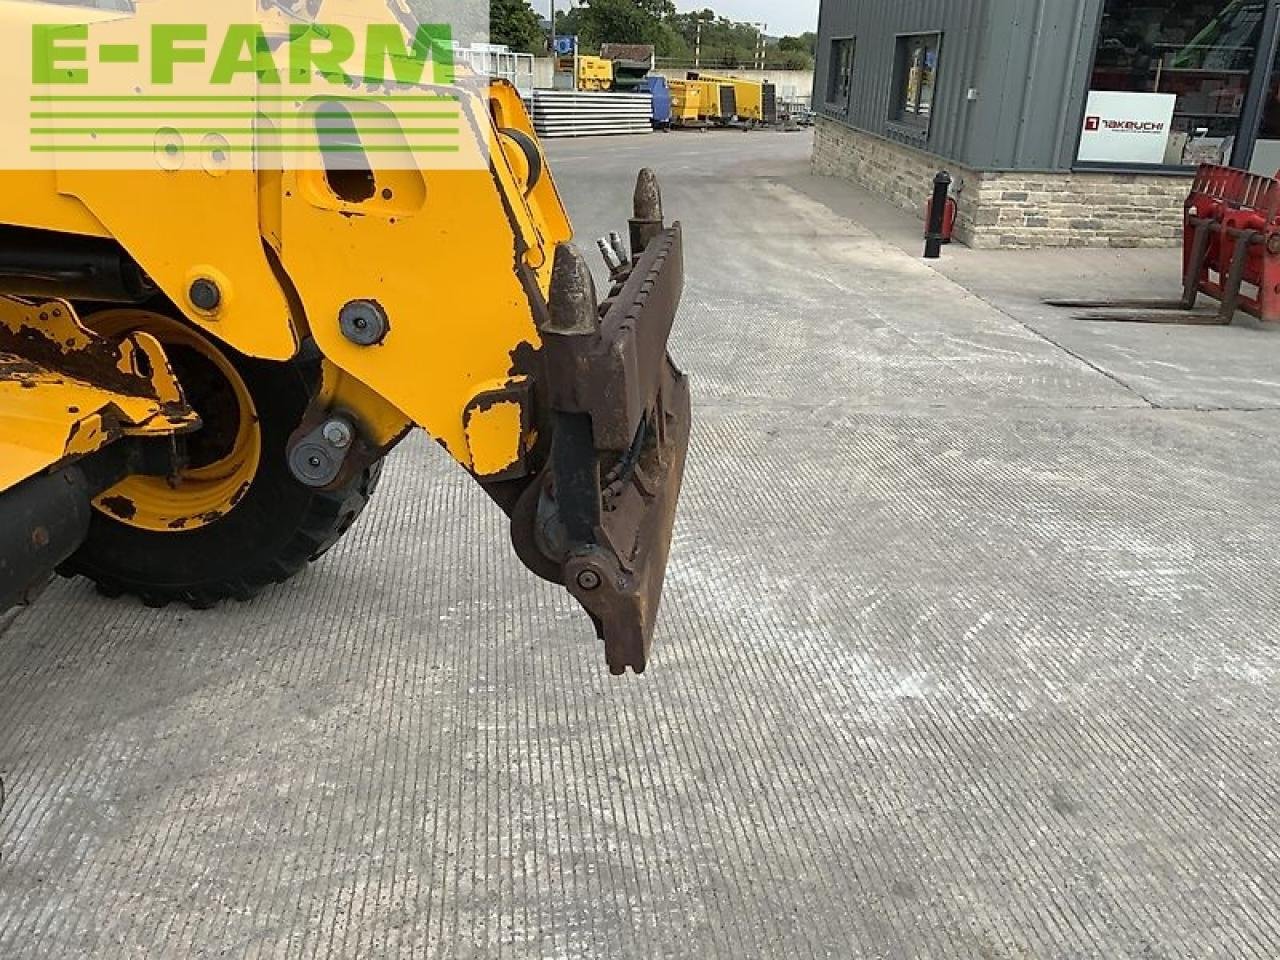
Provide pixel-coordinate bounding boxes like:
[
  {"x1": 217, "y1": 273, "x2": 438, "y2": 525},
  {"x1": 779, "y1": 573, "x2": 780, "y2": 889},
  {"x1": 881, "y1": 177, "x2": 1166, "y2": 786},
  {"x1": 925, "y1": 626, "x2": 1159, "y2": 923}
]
[
  {"x1": 634, "y1": 168, "x2": 663, "y2": 221},
  {"x1": 630, "y1": 169, "x2": 666, "y2": 255},
  {"x1": 546, "y1": 243, "x2": 600, "y2": 335}
]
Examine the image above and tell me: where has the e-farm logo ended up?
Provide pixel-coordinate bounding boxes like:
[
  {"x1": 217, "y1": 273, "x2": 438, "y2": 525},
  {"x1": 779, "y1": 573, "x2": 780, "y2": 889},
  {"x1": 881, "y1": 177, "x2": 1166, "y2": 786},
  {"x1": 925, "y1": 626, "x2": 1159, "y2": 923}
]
[
  {"x1": 32, "y1": 22, "x2": 455, "y2": 87},
  {"x1": 22, "y1": 18, "x2": 471, "y2": 168}
]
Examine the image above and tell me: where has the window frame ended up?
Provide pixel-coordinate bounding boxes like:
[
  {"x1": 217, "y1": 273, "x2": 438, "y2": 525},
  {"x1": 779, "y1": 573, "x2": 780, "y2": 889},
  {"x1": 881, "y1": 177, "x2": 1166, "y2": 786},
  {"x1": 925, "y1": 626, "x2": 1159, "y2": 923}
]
[
  {"x1": 888, "y1": 31, "x2": 944, "y2": 141},
  {"x1": 825, "y1": 36, "x2": 856, "y2": 112},
  {"x1": 1070, "y1": 0, "x2": 1273, "y2": 173}
]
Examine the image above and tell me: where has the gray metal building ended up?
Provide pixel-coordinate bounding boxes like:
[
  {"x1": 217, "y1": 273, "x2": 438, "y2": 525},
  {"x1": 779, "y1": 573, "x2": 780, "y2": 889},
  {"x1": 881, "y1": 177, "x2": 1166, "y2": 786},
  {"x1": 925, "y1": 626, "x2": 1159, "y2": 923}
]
[{"x1": 811, "y1": 1, "x2": 1280, "y2": 247}]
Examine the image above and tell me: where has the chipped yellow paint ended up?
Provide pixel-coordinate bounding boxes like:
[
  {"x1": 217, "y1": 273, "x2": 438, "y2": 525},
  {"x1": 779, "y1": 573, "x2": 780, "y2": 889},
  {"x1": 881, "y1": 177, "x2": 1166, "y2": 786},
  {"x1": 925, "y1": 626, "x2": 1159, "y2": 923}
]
[
  {"x1": 0, "y1": 5, "x2": 573, "y2": 485},
  {"x1": 131, "y1": 332, "x2": 185, "y2": 406},
  {"x1": 64, "y1": 413, "x2": 106, "y2": 458},
  {"x1": 88, "y1": 309, "x2": 262, "y2": 533},
  {"x1": 465, "y1": 399, "x2": 525, "y2": 478},
  {"x1": 0, "y1": 296, "x2": 198, "y2": 493},
  {"x1": 0, "y1": 379, "x2": 121, "y2": 488},
  {"x1": 8, "y1": 299, "x2": 94, "y2": 353}
]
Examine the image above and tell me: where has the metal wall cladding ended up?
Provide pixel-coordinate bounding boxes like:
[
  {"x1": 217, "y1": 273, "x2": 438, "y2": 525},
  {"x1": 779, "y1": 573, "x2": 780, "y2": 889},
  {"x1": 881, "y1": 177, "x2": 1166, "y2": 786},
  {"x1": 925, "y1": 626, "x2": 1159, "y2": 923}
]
[{"x1": 815, "y1": 0, "x2": 1103, "y2": 171}]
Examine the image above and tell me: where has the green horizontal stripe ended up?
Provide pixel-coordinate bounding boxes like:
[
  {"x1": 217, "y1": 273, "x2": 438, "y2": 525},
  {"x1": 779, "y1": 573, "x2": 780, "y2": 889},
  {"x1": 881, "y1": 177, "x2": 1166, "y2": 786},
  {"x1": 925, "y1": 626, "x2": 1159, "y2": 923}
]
[
  {"x1": 31, "y1": 112, "x2": 459, "y2": 120},
  {"x1": 98, "y1": 44, "x2": 140, "y2": 64},
  {"x1": 30, "y1": 144, "x2": 461, "y2": 153},
  {"x1": 32, "y1": 127, "x2": 461, "y2": 136},
  {"x1": 30, "y1": 95, "x2": 457, "y2": 103}
]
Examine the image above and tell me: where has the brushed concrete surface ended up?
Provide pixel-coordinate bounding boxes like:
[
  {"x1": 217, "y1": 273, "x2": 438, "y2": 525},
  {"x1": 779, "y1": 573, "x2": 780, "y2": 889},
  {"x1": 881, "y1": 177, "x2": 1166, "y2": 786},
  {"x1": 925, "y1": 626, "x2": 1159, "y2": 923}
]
[{"x1": 2, "y1": 131, "x2": 1279, "y2": 959}]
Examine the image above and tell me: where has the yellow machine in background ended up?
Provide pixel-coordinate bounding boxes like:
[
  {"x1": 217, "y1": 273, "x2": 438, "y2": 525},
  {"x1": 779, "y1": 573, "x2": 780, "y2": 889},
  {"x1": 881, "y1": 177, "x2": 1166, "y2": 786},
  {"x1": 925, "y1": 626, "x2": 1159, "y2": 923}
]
[
  {"x1": 690, "y1": 73, "x2": 779, "y2": 126},
  {"x1": 0, "y1": 0, "x2": 691, "y2": 675},
  {"x1": 577, "y1": 55, "x2": 615, "y2": 92},
  {"x1": 668, "y1": 74, "x2": 780, "y2": 128},
  {"x1": 668, "y1": 78, "x2": 723, "y2": 127}
]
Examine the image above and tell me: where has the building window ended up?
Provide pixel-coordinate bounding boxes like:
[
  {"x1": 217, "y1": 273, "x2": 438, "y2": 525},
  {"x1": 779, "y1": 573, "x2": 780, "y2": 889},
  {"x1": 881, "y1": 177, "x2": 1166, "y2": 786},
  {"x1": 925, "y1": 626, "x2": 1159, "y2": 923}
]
[
  {"x1": 1252, "y1": 36, "x2": 1280, "y2": 174},
  {"x1": 827, "y1": 37, "x2": 854, "y2": 108},
  {"x1": 892, "y1": 33, "x2": 942, "y2": 134},
  {"x1": 1079, "y1": 0, "x2": 1264, "y2": 168}
]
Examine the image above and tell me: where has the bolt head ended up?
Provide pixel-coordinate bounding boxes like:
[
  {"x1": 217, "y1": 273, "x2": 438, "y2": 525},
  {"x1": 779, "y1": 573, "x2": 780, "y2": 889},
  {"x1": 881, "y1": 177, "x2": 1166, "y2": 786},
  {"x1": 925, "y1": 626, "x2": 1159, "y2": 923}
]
[
  {"x1": 339, "y1": 299, "x2": 389, "y2": 346},
  {"x1": 190, "y1": 278, "x2": 221, "y2": 312},
  {"x1": 322, "y1": 419, "x2": 354, "y2": 450},
  {"x1": 576, "y1": 569, "x2": 602, "y2": 591}
]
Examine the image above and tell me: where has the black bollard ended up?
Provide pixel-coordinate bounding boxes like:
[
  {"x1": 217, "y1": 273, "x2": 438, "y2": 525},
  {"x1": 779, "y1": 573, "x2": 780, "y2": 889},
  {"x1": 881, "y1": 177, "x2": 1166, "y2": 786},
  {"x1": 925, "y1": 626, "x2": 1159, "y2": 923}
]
[{"x1": 924, "y1": 170, "x2": 952, "y2": 260}]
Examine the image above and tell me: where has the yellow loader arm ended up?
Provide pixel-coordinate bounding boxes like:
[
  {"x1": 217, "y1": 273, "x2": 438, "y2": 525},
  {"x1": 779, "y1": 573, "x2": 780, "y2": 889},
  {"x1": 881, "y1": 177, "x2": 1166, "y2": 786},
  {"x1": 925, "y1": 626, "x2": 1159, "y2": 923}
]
[{"x1": 0, "y1": 0, "x2": 690, "y2": 674}]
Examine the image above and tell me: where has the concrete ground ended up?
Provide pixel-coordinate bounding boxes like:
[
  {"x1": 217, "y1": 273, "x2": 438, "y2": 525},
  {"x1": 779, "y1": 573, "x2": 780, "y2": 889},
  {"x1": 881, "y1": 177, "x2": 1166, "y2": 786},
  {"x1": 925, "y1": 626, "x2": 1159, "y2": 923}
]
[{"x1": 3, "y1": 130, "x2": 1280, "y2": 959}]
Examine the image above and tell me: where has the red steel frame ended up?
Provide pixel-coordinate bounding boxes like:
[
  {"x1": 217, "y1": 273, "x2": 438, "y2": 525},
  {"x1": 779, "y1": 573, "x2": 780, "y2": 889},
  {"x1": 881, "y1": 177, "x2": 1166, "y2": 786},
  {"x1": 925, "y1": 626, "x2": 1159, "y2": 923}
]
[{"x1": 1184, "y1": 163, "x2": 1280, "y2": 324}]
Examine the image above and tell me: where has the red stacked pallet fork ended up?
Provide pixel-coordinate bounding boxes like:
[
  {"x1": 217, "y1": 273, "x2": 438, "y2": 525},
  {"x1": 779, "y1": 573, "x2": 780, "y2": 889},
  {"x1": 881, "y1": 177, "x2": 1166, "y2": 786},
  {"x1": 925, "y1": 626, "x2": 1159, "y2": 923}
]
[{"x1": 1047, "y1": 162, "x2": 1280, "y2": 325}]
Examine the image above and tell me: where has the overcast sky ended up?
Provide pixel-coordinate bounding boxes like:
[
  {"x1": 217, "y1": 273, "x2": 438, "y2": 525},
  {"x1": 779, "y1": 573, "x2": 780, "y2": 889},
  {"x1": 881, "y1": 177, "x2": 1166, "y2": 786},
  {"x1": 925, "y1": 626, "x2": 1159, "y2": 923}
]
[{"x1": 676, "y1": 1, "x2": 819, "y2": 36}]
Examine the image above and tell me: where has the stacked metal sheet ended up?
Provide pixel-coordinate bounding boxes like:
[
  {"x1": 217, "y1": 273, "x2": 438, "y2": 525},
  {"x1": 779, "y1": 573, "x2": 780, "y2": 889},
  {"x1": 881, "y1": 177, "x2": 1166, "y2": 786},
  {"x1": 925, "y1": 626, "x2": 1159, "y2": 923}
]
[{"x1": 530, "y1": 91, "x2": 654, "y2": 139}]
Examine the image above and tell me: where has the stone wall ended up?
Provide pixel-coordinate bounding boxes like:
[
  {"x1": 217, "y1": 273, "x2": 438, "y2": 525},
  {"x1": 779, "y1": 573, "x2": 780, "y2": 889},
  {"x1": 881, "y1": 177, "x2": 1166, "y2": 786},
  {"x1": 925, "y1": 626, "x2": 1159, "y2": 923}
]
[{"x1": 812, "y1": 116, "x2": 1189, "y2": 249}]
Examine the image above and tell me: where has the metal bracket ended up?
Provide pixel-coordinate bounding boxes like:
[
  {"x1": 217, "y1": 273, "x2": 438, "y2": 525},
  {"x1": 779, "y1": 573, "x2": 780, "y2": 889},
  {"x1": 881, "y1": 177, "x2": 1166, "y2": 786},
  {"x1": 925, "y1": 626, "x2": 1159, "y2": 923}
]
[
  {"x1": 511, "y1": 169, "x2": 691, "y2": 675},
  {"x1": 288, "y1": 416, "x2": 357, "y2": 488}
]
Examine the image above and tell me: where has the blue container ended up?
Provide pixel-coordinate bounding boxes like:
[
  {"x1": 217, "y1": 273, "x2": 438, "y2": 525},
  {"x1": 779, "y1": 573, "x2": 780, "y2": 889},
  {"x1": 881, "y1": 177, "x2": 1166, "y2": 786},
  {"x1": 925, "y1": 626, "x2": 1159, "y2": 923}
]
[{"x1": 638, "y1": 76, "x2": 672, "y2": 130}]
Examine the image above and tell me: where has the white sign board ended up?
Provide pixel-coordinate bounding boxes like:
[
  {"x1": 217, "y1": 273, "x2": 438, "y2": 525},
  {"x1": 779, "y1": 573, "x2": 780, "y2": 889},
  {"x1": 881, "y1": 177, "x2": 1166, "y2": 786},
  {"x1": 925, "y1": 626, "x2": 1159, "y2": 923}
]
[{"x1": 1077, "y1": 91, "x2": 1177, "y2": 165}]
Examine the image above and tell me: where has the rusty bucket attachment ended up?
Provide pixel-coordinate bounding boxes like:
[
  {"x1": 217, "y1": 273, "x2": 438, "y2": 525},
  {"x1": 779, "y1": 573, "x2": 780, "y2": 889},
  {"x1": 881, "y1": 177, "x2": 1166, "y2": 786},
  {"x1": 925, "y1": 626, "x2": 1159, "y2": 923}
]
[{"x1": 513, "y1": 169, "x2": 691, "y2": 675}]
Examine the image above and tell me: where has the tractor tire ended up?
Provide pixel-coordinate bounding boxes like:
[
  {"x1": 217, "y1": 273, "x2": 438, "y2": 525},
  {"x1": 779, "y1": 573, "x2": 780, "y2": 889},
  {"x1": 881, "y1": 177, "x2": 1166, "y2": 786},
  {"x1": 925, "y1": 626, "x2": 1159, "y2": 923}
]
[{"x1": 62, "y1": 310, "x2": 383, "y2": 609}]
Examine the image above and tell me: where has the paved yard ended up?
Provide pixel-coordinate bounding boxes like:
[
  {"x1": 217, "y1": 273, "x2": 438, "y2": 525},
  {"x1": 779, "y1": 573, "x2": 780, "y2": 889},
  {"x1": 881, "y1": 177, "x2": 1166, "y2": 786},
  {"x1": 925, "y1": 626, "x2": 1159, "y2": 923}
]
[{"x1": 3, "y1": 131, "x2": 1280, "y2": 958}]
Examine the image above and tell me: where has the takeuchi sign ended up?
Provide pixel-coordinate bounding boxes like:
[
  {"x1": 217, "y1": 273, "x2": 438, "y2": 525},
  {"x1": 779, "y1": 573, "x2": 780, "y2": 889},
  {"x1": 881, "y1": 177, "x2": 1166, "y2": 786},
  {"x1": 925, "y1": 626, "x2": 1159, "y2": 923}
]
[
  {"x1": 1077, "y1": 91, "x2": 1177, "y2": 165},
  {"x1": 1085, "y1": 116, "x2": 1167, "y2": 134}
]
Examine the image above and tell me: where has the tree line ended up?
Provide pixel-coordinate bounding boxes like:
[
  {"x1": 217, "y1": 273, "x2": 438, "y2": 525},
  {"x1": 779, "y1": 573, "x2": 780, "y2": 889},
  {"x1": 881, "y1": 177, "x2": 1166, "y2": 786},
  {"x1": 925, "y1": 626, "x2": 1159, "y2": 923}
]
[{"x1": 482, "y1": 0, "x2": 817, "y2": 69}]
